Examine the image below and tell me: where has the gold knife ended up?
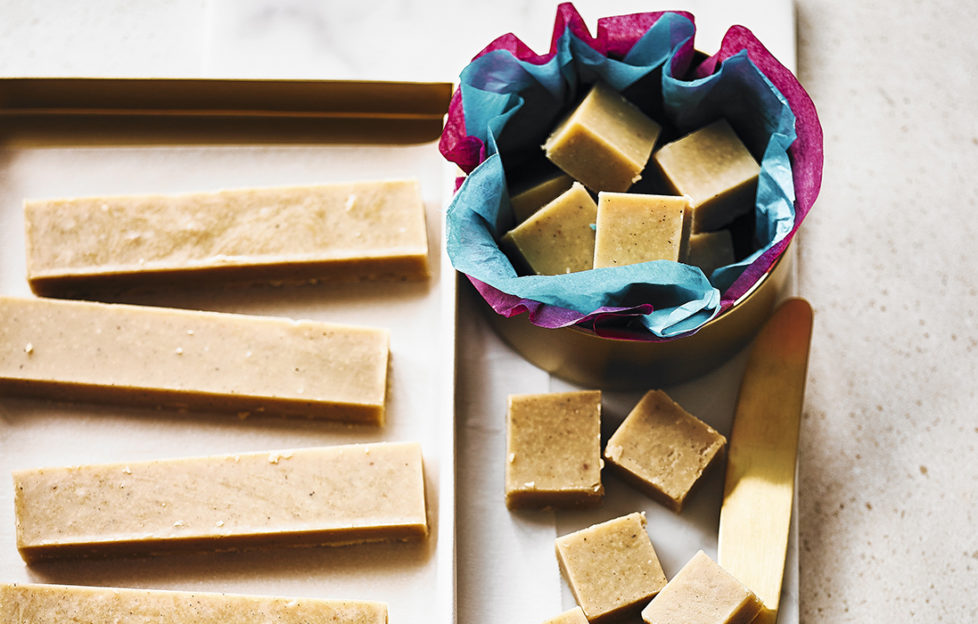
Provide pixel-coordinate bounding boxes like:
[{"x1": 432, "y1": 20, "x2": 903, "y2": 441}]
[{"x1": 718, "y1": 298, "x2": 813, "y2": 624}]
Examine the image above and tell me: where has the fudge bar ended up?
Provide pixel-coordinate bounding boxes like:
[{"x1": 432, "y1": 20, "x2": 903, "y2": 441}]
[
  {"x1": 14, "y1": 442, "x2": 427, "y2": 562},
  {"x1": 25, "y1": 179, "x2": 430, "y2": 297},
  {"x1": 0, "y1": 296, "x2": 389, "y2": 424},
  {"x1": 0, "y1": 583, "x2": 388, "y2": 624}
]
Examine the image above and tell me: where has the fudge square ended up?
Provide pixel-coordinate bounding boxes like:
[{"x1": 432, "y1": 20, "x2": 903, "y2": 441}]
[
  {"x1": 687, "y1": 230, "x2": 736, "y2": 278},
  {"x1": 501, "y1": 182, "x2": 598, "y2": 275},
  {"x1": 593, "y1": 192, "x2": 691, "y2": 268},
  {"x1": 641, "y1": 550, "x2": 763, "y2": 624},
  {"x1": 509, "y1": 170, "x2": 575, "y2": 224},
  {"x1": 653, "y1": 118, "x2": 760, "y2": 233},
  {"x1": 541, "y1": 606, "x2": 589, "y2": 624},
  {"x1": 555, "y1": 512, "x2": 668, "y2": 623},
  {"x1": 604, "y1": 390, "x2": 726, "y2": 512},
  {"x1": 505, "y1": 390, "x2": 603, "y2": 508},
  {"x1": 544, "y1": 82, "x2": 662, "y2": 193}
]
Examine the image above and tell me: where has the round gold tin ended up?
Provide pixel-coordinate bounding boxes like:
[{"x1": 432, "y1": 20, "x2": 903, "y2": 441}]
[{"x1": 481, "y1": 246, "x2": 794, "y2": 390}]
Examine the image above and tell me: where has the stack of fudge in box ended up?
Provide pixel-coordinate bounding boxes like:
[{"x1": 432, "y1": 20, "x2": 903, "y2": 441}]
[
  {"x1": 507, "y1": 389, "x2": 762, "y2": 624},
  {"x1": 502, "y1": 82, "x2": 759, "y2": 279}
]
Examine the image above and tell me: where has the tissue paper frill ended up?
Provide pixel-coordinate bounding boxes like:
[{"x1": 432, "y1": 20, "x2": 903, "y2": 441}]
[{"x1": 440, "y1": 3, "x2": 822, "y2": 340}]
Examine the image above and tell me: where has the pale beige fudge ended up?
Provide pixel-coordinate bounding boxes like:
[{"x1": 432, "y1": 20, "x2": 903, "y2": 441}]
[
  {"x1": 509, "y1": 171, "x2": 575, "y2": 223},
  {"x1": 653, "y1": 119, "x2": 760, "y2": 232},
  {"x1": 505, "y1": 390, "x2": 603, "y2": 508},
  {"x1": 544, "y1": 82, "x2": 662, "y2": 192},
  {"x1": 555, "y1": 512, "x2": 668, "y2": 623},
  {"x1": 593, "y1": 192, "x2": 691, "y2": 268},
  {"x1": 687, "y1": 230, "x2": 736, "y2": 277},
  {"x1": 25, "y1": 179, "x2": 429, "y2": 297},
  {"x1": 641, "y1": 551, "x2": 763, "y2": 624},
  {"x1": 542, "y1": 606, "x2": 590, "y2": 624},
  {"x1": 604, "y1": 390, "x2": 726, "y2": 512},
  {"x1": 0, "y1": 583, "x2": 387, "y2": 624},
  {"x1": 0, "y1": 296, "x2": 388, "y2": 424},
  {"x1": 501, "y1": 182, "x2": 597, "y2": 275},
  {"x1": 14, "y1": 442, "x2": 427, "y2": 562}
]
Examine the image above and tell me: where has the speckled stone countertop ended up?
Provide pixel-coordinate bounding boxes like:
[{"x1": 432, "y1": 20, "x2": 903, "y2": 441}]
[
  {"x1": 795, "y1": 1, "x2": 978, "y2": 620},
  {"x1": 1, "y1": 1, "x2": 976, "y2": 622}
]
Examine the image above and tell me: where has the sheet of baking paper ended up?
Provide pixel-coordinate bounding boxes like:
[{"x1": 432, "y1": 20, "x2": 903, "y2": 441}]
[
  {"x1": 0, "y1": 141, "x2": 455, "y2": 624},
  {"x1": 455, "y1": 291, "x2": 564, "y2": 623}
]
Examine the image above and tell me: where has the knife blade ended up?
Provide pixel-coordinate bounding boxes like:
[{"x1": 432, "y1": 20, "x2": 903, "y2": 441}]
[{"x1": 718, "y1": 297, "x2": 813, "y2": 624}]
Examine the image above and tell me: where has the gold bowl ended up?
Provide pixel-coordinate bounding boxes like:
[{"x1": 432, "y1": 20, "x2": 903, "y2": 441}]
[{"x1": 480, "y1": 246, "x2": 793, "y2": 390}]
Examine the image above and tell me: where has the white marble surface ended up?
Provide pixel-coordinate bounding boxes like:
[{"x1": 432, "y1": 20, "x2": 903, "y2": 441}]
[{"x1": 1, "y1": 1, "x2": 977, "y2": 622}]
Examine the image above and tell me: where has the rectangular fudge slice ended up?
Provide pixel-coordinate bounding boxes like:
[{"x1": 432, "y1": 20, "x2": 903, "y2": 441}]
[
  {"x1": 0, "y1": 296, "x2": 388, "y2": 423},
  {"x1": 25, "y1": 179, "x2": 429, "y2": 297},
  {"x1": 0, "y1": 583, "x2": 388, "y2": 624},
  {"x1": 544, "y1": 82, "x2": 662, "y2": 192},
  {"x1": 501, "y1": 182, "x2": 597, "y2": 275},
  {"x1": 555, "y1": 512, "x2": 668, "y2": 623},
  {"x1": 604, "y1": 390, "x2": 726, "y2": 512},
  {"x1": 505, "y1": 390, "x2": 603, "y2": 508},
  {"x1": 687, "y1": 230, "x2": 736, "y2": 278},
  {"x1": 641, "y1": 550, "x2": 763, "y2": 624},
  {"x1": 14, "y1": 442, "x2": 427, "y2": 562},
  {"x1": 542, "y1": 606, "x2": 589, "y2": 624},
  {"x1": 593, "y1": 192, "x2": 691, "y2": 268},
  {"x1": 652, "y1": 119, "x2": 759, "y2": 233}
]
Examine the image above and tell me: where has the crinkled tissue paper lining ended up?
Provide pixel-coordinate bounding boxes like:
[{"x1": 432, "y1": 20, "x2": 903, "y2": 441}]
[{"x1": 441, "y1": 2, "x2": 823, "y2": 340}]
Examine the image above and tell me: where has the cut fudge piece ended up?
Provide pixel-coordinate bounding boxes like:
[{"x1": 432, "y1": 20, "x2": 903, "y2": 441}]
[
  {"x1": 542, "y1": 606, "x2": 590, "y2": 624},
  {"x1": 604, "y1": 390, "x2": 726, "y2": 512},
  {"x1": 0, "y1": 583, "x2": 387, "y2": 624},
  {"x1": 14, "y1": 442, "x2": 427, "y2": 562},
  {"x1": 509, "y1": 170, "x2": 575, "y2": 223},
  {"x1": 25, "y1": 179, "x2": 430, "y2": 297},
  {"x1": 0, "y1": 296, "x2": 389, "y2": 424},
  {"x1": 555, "y1": 512, "x2": 668, "y2": 623},
  {"x1": 687, "y1": 230, "x2": 736, "y2": 278},
  {"x1": 544, "y1": 82, "x2": 662, "y2": 192},
  {"x1": 653, "y1": 119, "x2": 760, "y2": 232},
  {"x1": 505, "y1": 390, "x2": 603, "y2": 508},
  {"x1": 593, "y1": 192, "x2": 691, "y2": 268},
  {"x1": 501, "y1": 182, "x2": 597, "y2": 275},
  {"x1": 641, "y1": 551, "x2": 763, "y2": 624}
]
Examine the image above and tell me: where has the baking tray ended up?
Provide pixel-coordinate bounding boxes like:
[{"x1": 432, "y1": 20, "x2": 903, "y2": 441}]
[{"x1": 0, "y1": 78, "x2": 457, "y2": 624}]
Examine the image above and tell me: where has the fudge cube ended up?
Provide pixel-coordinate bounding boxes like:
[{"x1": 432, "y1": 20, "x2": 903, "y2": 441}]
[
  {"x1": 641, "y1": 550, "x2": 763, "y2": 624},
  {"x1": 542, "y1": 606, "x2": 589, "y2": 624},
  {"x1": 506, "y1": 390, "x2": 603, "y2": 508},
  {"x1": 501, "y1": 182, "x2": 597, "y2": 275},
  {"x1": 653, "y1": 119, "x2": 760, "y2": 232},
  {"x1": 593, "y1": 193, "x2": 691, "y2": 268},
  {"x1": 604, "y1": 390, "x2": 726, "y2": 512},
  {"x1": 509, "y1": 170, "x2": 575, "y2": 224},
  {"x1": 687, "y1": 230, "x2": 736, "y2": 278},
  {"x1": 544, "y1": 82, "x2": 662, "y2": 192},
  {"x1": 555, "y1": 512, "x2": 668, "y2": 623}
]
